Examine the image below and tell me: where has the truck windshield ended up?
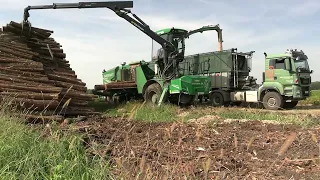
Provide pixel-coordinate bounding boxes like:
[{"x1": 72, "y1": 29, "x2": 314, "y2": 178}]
[{"x1": 295, "y1": 59, "x2": 309, "y2": 70}]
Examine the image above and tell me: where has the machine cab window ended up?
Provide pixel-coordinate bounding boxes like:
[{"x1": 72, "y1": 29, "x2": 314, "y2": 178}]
[
  {"x1": 151, "y1": 30, "x2": 185, "y2": 60},
  {"x1": 269, "y1": 59, "x2": 286, "y2": 69}
]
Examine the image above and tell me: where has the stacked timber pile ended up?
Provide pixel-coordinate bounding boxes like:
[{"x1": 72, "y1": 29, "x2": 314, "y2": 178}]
[{"x1": 0, "y1": 21, "x2": 98, "y2": 121}]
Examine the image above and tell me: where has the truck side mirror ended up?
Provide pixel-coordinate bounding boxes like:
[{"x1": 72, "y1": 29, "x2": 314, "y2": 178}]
[{"x1": 311, "y1": 70, "x2": 314, "y2": 73}]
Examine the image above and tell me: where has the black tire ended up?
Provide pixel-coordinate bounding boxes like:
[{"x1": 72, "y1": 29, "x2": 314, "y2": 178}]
[
  {"x1": 143, "y1": 83, "x2": 163, "y2": 104},
  {"x1": 210, "y1": 92, "x2": 225, "y2": 107},
  {"x1": 230, "y1": 101, "x2": 242, "y2": 107},
  {"x1": 283, "y1": 101, "x2": 298, "y2": 109},
  {"x1": 105, "y1": 96, "x2": 114, "y2": 104},
  {"x1": 110, "y1": 95, "x2": 126, "y2": 105},
  {"x1": 262, "y1": 92, "x2": 284, "y2": 110}
]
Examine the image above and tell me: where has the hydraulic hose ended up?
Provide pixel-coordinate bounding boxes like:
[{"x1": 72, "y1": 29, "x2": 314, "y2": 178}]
[{"x1": 162, "y1": 51, "x2": 178, "y2": 81}]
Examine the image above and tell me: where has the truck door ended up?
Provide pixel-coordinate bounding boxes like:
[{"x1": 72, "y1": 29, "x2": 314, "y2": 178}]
[{"x1": 268, "y1": 58, "x2": 293, "y2": 87}]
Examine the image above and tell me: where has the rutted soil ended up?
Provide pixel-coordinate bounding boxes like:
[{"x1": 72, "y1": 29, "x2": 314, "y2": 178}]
[{"x1": 72, "y1": 116, "x2": 320, "y2": 179}]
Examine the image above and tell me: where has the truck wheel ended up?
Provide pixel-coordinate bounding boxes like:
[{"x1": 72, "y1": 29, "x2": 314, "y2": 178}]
[
  {"x1": 105, "y1": 96, "x2": 114, "y2": 104},
  {"x1": 283, "y1": 101, "x2": 298, "y2": 109},
  {"x1": 210, "y1": 92, "x2": 225, "y2": 107},
  {"x1": 262, "y1": 92, "x2": 284, "y2": 110},
  {"x1": 230, "y1": 101, "x2": 242, "y2": 107},
  {"x1": 144, "y1": 83, "x2": 162, "y2": 104}
]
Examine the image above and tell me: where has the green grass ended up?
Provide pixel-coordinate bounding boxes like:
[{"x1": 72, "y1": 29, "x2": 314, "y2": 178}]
[
  {"x1": 0, "y1": 112, "x2": 112, "y2": 180},
  {"x1": 183, "y1": 107, "x2": 320, "y2": 127},
  {"x1": 90, "y1": 99, "x2": 179, "y2": 122},
  {"x1": 300, "y1": 90, "x2": 320, "y2": 105},
  {"x1": 90, "y1": 99, "x2": 320, "y2": 127}
]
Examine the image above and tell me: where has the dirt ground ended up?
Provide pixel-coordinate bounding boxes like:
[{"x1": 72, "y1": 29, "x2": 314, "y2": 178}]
[{"x1": 70, "y1": 115, "x2": 320, "y2": 180}]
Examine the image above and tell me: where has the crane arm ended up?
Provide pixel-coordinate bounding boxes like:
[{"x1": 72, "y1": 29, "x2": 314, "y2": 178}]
[
  {"x1": 23, "y1": 1, "x2": 175, "y2": 52},
  {"x1": 185, "y1": 24, "x2": 223, "y2": 51}
]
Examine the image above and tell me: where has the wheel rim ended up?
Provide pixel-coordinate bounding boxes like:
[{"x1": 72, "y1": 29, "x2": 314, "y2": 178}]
[
  {"x1": 214, "y1": 97, "x2": 220, "y2": 104},
  {"x1": 150, "y1": 92, "x2": 158, "y2": 103},
  {"x1": 211, "y1": 94, "x2": 222, "y2": 105},
  {"x1": 267, "y1": 97, "x2": 276, "y2": 107}
]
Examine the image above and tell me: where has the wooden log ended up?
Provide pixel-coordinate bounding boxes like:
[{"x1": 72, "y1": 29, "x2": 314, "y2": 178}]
[
  {"x1": 46, "y1": 68, "x2": 75, "y2": 75},
  {"x1": 37, "y1": 49, "x2": 64, "y2": 57},
  {"x1": 59, "y1": 91, "x2": 97, "y2": 101},
  {"x1": 38, "y1": 54, "x2": 67, "y2": 62},
  {"x1": 47, "y1": 73, "x2": 78, "y2": 82},
  {"x1": 62, "y1": 111, "x2": 100, "y2": 116},
  {"x1": 105, "y1": 81, "x2": 137, "y2": 90},
  {"x1": 54, "y1": 81, "x2": 87, "y2": 92},
  {"x1": 0, "y1": 92, "x2": 59, "y2": 100},
  {"x1": 37, "y1": 58, "x2": 70, "y2": 67},
  {"x1": 47, "y1": 74, "x2": 86, "y2": 86},
  {"x1": 0, "y1": 80, "x2": 56, "y2": 89},
  {"x1": 0, "y1": 73, "x2": 52, "y2": 84},
  {"x1": 0, "y1": 87, "x2": 26, "y2": 92},
  {"x1": 94, "y1": 84, "x2": 105, "y2": 91},
  {"x1": 10, "y1": 21, "x2": 53, "y2": 37},
  {"x1": 62, "y1": 106, "x2": 95, "y2": 112},
  {"x1": 9, "y1": 98, "x2": 60, "y2": 110},
  {"x1": 39, "y1": 60, "x2": 65, "y2": 67},
  {"x1": 0, "y1": 57, "x2": 35, "y2": 64},
  {"x1": 51, "y1": 71, "x2": 77, "y2": 78},
  {"x1": 0, "y1": 62, "x2": 44, "y2": 68},
  {"x1": 43, "y1": 38, "x2": 58, "y2": 43},
  {"x1": 5, "y1": 23, "x2": 48, "y2": 40},
  {"x1": 23, "y1": 115, "x2": 64, "y2": 123},
  {"x1": 40, "y1": 47, "x2": 63, "y2": 53},
  {"x1": 0, "y1": 46, "x2": 35, "y2": 59},
  {"x1": 60, "y1": 99, "x2": 89, "y2": 106},
  {"x1": 0, "y1": 83, "x2": 62, "y2": 93},
  {"x1": 2, "y1": 24, "x2": 41, "y2": 40},
  {"x1": 0, "y1": 38, "x2": 30, "y2": 49},
  {"x1": 0, "y1": 76, "x2": 52, "y2": 87},
  {"x1": 0, "y1": 67, "x2": 47, "y2": 78},
  {"x1": 0, "y1": 41, "x2": 37, "y2": 55},
  {"x1": 1, "y1": 66, "x2": 44, "y2": 73},
  {"x1": 30, "y1": 110, "x2": 100, "y2": 117},
  {"x1": 26, "y1": 41, "x2": 62, "y2": 49},
  {"x1": 0, "y1": 51, "x2": 17, "y2": 58},
  {"x1": 52, "y1": 52, "x2": 66, "y2": 59}
]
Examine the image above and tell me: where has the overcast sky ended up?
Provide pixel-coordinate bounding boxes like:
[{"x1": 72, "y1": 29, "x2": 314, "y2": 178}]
[{"x1": 1, "y1": 0, "x2": 319, "y2": 88}]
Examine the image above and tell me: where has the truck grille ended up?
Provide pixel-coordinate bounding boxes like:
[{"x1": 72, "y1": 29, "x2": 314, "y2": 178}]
[
  {"x1": 302, "y1": 86, "x2": 310, "y2": 96},
  {"x1": 300, "y1": 77, "x2": 310, "y2": 85}
]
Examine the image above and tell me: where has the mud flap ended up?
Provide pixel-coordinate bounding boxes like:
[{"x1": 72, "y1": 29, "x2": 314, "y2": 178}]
[{"x1": 157, "y1": 83, "x2": 169, "y2": 106}]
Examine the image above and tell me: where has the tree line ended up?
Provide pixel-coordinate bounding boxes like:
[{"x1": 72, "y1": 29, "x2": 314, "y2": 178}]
[{"x1": 311, "y1": 82, "x2": 320, "y2": 90}]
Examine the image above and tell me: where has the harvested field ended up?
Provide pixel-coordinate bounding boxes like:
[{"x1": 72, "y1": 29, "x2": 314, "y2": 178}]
[
  {"x1": 71, "y1": 115, "x2": 320, "y2": 179},
  {"x1": 0, "y1": 21, "x2": 98, "y2": 120}
]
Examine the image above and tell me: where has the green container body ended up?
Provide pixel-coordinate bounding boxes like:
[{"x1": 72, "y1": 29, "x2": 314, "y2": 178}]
[{"x1": 179, "y1": 49, "x2": 254, "y2": 89}]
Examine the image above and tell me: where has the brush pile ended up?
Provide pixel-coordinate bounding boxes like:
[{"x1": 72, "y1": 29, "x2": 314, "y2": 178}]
[{"x1": 0, "y1": 21, "x2": 98, "y2": 122}]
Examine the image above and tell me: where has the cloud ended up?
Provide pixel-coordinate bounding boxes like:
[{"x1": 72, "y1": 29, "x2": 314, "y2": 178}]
[{"x1": 286, "y1": 0, "x2": 320, "y2": 16}]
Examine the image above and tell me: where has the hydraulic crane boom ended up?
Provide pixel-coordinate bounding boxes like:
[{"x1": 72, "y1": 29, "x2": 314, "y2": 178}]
[
  {"x1": 23, "y1": 1, "x2": 178, "y2": 80},
  {"x1": 23, "y1": 1, "x2": 175, "y2": 52},
  {"x1": 186, "y1": 24, "x2": 223, "y2": 51}
]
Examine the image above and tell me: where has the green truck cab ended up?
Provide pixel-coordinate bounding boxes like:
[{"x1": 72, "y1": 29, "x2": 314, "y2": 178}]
[{"x1": 259, "y1": 49, "x2": 312, "y2": 109}]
